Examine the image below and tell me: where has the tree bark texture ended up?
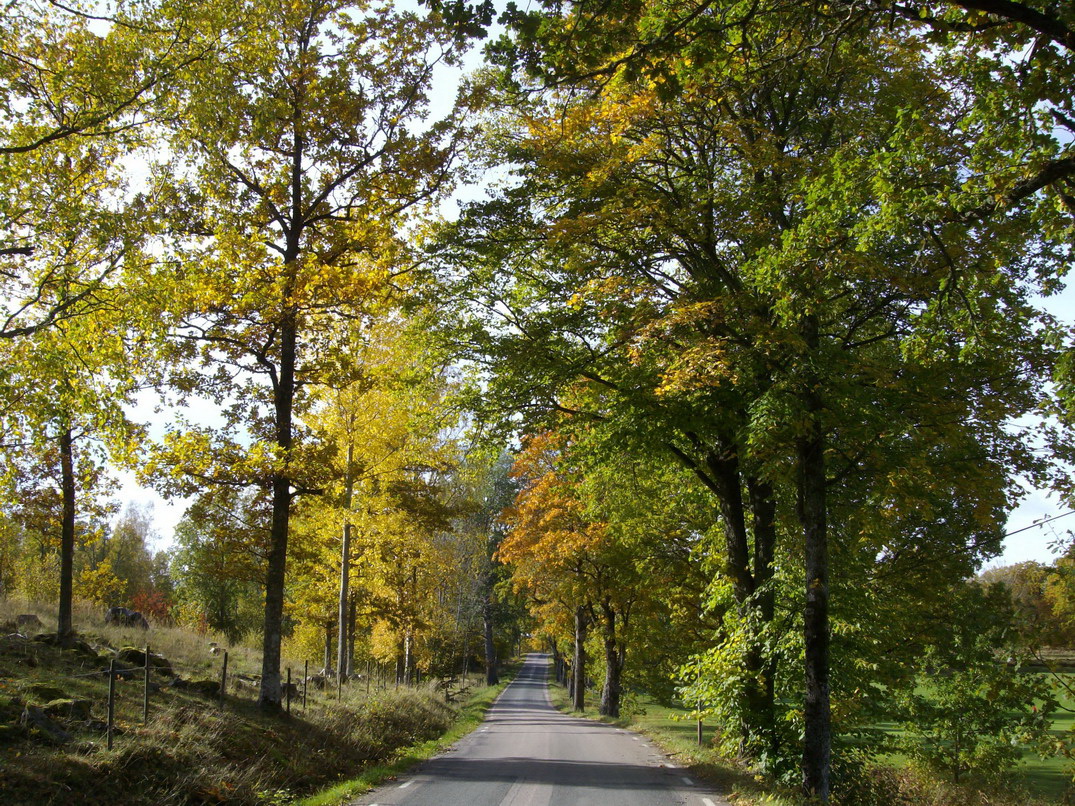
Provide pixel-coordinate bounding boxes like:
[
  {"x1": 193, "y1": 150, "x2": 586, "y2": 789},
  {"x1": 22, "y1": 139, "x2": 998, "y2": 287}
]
[
  {"x1": 483, "y1": 593, "x2": 499, "y2": 685},
  {"x1": 599, "y1": 600, "x2": 624, "y2": 718},
  {"x1": 337, "y1": 441, "x2": 354, "y2": 680},
  {"x1": 258, "y1": 302, "x2": 297, "y2": 710},
  {"x1": 57, "y1": 425, "x2": 76, "y2": 641},
  {"x1": 572, "y1": 605, "x2": 588, "y2": 711},
  {"x1": 799, "y1": 317, "x2": 831, "y2": 801}
]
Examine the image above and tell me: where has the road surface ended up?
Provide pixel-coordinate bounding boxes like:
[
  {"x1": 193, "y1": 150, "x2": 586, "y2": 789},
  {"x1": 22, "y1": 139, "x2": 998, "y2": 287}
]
[{"x1": 349, "y1": 653, "x2": 727, "y2": 806}]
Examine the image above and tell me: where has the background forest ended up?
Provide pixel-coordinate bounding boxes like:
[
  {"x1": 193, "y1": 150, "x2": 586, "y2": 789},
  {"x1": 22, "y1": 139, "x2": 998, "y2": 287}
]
[{"x1": 1, "y1": 0, "x2": 1074, "y2": 804}]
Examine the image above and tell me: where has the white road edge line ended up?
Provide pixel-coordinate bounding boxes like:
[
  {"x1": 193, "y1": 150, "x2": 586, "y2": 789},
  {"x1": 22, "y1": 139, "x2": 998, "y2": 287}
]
[
  {"x1": 681, "y1": 776, "x2": 694, "y2": 785},
  {"x1": 399, "y1": 781, "x2": 413, "y2": 789},
  {"x1": 702, "y1": 799, "x2": 717, "y2": 806}
]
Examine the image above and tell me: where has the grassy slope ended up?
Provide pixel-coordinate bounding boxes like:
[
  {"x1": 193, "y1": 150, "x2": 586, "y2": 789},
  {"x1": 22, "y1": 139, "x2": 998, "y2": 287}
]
[{"x1": 0, "y1": 600, "x2": 513, "y2": 806}]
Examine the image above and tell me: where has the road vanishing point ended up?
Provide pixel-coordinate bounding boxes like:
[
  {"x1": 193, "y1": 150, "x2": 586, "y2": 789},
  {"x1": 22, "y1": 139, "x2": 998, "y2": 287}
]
[{"x1": 351, "y1": 652, "x2": 728, "y2": 806}]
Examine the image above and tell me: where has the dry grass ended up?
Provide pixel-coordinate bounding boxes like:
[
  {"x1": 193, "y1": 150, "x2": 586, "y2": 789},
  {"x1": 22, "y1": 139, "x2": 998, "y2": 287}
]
[{"x1": 0, "y1": 597, "x2": 495, "y2": 805}]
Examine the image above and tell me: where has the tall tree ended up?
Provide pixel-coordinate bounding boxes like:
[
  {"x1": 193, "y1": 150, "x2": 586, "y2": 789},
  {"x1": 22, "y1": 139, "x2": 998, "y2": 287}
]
[
  {"x1": 437, "y1": 1, "x2": 1057, "y2": 796},
  {"x1": 145, "y1": 0, "x2": 473, "y2": 708}
]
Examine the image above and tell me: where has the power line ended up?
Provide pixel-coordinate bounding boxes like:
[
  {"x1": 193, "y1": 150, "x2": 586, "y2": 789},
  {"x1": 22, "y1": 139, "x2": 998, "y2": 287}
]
[{"x1": 1004, "y1": 509, "x2": 1075, "y2": 538}]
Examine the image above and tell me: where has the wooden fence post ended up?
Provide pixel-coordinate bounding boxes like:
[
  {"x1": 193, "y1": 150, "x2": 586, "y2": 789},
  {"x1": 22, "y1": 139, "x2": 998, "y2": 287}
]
[
  {"x1": 303, "y1": 660, "x2": 309, "y2": 711},
  {"x1": 287, "y1": 667, "x2": 292, "y2": 715},
  {"x1": 143, "y1": 644, "x2": 150, "y2": 724},
  {"x1": 107, "y1": 659, "x2": 116, "y2": 750},
  {"x1": 219, "y1": 651, "x2": 228, "y2": 709},
  {"x1": 336, "y1": 668, "x2": 342, "y2": 701}
]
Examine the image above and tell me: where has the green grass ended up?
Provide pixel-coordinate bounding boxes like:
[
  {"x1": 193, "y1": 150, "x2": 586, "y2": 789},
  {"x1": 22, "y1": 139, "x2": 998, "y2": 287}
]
[
  {"x1": 550, "y1": 674, "x2": 1075, "y2": 806},
  {"x1": 870, "y1": 675, "x2": 1075, "y2": 802},
  {"x1": 546, "y1": 677, "x2": 798, "y2": 805},
  {"x1": 296, "y1": 665, "x2": 517, "y2": 806}
]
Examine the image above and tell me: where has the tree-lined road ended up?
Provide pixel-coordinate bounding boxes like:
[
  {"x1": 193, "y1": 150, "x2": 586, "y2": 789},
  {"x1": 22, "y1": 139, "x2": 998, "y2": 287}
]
[{"x1": 351, "y1": 653, "x2": 726, "y2": 806}]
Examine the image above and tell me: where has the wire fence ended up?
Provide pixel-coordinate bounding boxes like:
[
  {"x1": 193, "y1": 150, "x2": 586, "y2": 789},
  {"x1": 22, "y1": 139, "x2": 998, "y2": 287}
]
[{"x1": 7, "y1": 628, "x2": 495, "y2": 753}]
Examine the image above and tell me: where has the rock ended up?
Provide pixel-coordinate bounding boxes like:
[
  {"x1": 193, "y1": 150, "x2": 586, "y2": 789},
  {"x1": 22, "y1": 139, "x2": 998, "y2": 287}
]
[
  {"x1": 20, "y1": 705, "x2": 71, "y2": 744},
  {"x1": 104, "y1": 606, "x2": 149, "y2": 629},
  {"x1": 116, "y1": 647, "x2": 174, "y2": 676},
  {"x1": 107, "y1": 664, "x2": 140, "y2": 681},
  {"x1": 209, "y1": 646, "x2": 221, "y2": 655},
  {"x1": 282, "y1": 682, "x2": 299, "y2": 698},
  {"x1": 15, "y1": 615, "x2": 43, "y2": 633},
  {"x1": 65, "y1": 639, "x2": 98, "y2": 659},
  {"x1": 23, "y1": 683, "x2": 68, "y2": 702},
  {"x1": 44, "y1": 699, "x2": 92, "y2": 720},
  {"x1": 308, "y1": 674, "x2": 327, "y2": 690},
  {"x1": 32, "y1": 632, "x2": 62, "y2": 646}
]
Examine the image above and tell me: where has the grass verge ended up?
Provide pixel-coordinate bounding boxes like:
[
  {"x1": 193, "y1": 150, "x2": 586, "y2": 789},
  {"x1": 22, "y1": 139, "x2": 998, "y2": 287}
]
[
  {"x1": 546, "y1": 680, "x2": 796, "y2": 806},
  {"x1": 549, "y1": 680, "x2": 1074, "y2": 805},
  {"x1": 296, "y1": 665, "x2": 517, "y2": 806}
]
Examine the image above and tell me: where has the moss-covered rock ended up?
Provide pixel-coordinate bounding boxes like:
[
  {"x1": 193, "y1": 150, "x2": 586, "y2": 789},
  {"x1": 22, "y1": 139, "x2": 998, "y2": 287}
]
[
  {"x1": 44, "y1": 699, "x2": 92, "y2": 720},
  {"x1": 22, "y1": 683, "x2": 67, "y2": 703},
  {"x1": 64, "y1": 639, "x2": 98, "y2": 659},
  {"x1": 116, "y1": 647, "x2": 174, "y2": 676},
  {"x1": 0, "y1": 722, "x2": 24, "y2": 743}
]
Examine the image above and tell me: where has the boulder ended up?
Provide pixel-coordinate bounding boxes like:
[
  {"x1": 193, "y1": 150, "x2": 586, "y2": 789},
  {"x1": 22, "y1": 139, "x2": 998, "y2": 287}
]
[
  {"x1": 23, "y1": 683, "x2": 67, "y2": 703},
  {"x1": 20, "y1": 705, "x2": 71, "y2": 744},
  {"x1": 44, "y1": 698, "x2": 92, "y2": 720},
  {"x1": 308, "y1": 674, "x2": 327, "y2": 690},
  {"x1": 15, "y1": 614, "x2": 43, "y2": 633},
  {"x1": 104, "y1": 607, "x2": 149, "y2": 629},
  {"x1": 64, "y1": 639, "x2": 98, "y2": 659},
  {"x1": 116, "y1": 647, "x2": 174, "y2": 676}
]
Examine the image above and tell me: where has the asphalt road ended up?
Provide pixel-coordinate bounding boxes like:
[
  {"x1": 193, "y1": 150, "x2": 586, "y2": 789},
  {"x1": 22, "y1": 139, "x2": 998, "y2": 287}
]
[{"x1": 349, "y1": 652, "x2": 727, "y2": 806}]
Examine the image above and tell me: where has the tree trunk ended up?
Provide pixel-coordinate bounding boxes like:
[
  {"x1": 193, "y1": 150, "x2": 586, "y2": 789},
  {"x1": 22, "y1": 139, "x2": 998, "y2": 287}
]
[
  {"x1": 57, "y1": 425, "x2": 76, "y2": 642},
  {"x1": 799, "y1": 316, "x2": 831, "y2": 802},
  {"x1": 403, "y1": 629, "x2": 413, "y2": 685},
  {"x1": 258, "y1": 291, "x2": 297, "y2": 710},
  {"x1": 599, "y1": 600, "x2": 623, "y2": 717},
  {"x1": 347, "y1": 596, "x2": 356, "y2": 678},
  {"x1": 572, "y1": 605, "x2": 588, "y2": 711},
  {"x1": 483, "y1": 591, "x2": 498, "y2": 685},
  {"x1": 337, "y1": 440, "x2": 354, "y2": 681},
  {"x1": 323, "y1": 621, "x2": 333, "y2": 672},
  {"x1": 702, "y1": 444, "x2": 779, "y2": 759},
  {"x1": 746, "y1": 476, "x2": 778, "y2": 759}
]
